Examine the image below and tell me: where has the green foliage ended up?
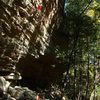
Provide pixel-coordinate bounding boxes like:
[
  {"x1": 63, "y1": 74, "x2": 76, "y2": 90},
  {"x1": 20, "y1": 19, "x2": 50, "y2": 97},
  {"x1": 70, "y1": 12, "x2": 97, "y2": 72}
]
[
  {"x1": 96, "y1": 86, "x2": 100, "y2": 96},
  {"x1": 53, "y1": 0, "x2": 100, "y2": 99},
  {"x1": 65, "y1": 0, "x2": 92, "y2": 14}
]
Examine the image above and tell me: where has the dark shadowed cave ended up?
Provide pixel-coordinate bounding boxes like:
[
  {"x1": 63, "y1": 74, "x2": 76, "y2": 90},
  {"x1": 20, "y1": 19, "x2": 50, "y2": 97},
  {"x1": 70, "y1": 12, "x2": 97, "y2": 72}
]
[{"x1": 16, "y1": 53, "x2": 66, "y2": 90}]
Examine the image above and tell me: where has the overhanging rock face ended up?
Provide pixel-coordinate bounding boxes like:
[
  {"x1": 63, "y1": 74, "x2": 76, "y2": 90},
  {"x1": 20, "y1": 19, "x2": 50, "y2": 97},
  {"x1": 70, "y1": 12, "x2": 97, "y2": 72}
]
[{"x1": 0, "y1": 0, "x2": 61, "y2": 73}]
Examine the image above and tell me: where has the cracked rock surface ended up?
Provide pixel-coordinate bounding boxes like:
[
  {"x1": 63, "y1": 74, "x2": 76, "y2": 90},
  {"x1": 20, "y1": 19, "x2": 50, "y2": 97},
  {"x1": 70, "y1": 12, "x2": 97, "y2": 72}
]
[{"x1": 0, "y1": 0, "x2": 59, "y2": 73}]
